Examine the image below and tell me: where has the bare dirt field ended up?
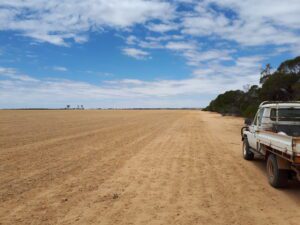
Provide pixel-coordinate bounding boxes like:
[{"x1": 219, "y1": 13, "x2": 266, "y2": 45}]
[{"x1": 1, "y1": 110, "x2": 300, "y2": 225}]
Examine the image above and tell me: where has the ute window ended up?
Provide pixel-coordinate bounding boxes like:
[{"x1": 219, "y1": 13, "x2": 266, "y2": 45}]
[
  {"x1": 253, "y1": 111, "x2": 259, "y2": 125},
  {"x1": 278, "y1": 108, "x2": 300, "y2": 121},
  {"x1": 258, "y1": 108, "x2": 265, "y2": 126},
  {"x1": 270, "y1": 108, "x2": 276, "y2": 121},
  {"x1": 253, "y1": 108, "x2": 264, "y2": 126}
]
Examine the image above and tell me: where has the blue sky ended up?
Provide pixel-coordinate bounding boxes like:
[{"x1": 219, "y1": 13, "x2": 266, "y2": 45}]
[{"x1": 0, "y1": 0, "x2": 300, "y2": 108}]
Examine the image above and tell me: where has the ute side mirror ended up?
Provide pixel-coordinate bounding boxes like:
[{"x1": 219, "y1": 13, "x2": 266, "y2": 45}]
[{"x1": 244, "y1": 118, "x2": 253, "y2": 126}]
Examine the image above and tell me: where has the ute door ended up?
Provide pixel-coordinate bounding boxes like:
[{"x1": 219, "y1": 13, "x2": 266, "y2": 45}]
[{"x1": 248, "y1": 108, "x2": 265, "y2": 149}]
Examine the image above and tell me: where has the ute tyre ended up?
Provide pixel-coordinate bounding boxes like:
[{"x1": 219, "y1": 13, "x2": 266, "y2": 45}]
[
  {"x1": 243, "y1": 139, "x2": 254, "y2": 160},
  {"x1": 266, "y1": 154, "x2": 288, "y2": 188}
]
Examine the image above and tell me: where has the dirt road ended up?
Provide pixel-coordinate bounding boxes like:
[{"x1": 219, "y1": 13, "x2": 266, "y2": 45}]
[{"x1": 1, "y1": 110, "x2": 300, "y2": 225}]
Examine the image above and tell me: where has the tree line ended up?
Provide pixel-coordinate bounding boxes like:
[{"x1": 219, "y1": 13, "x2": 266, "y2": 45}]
[{"x1": 204, "y1": 56, "x2": 300, "y2": 118}]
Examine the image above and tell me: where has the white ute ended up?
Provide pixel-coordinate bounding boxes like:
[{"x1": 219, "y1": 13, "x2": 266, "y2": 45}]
[{"x1": 242, "y1": 101, "x2": 300, "y2": 188}]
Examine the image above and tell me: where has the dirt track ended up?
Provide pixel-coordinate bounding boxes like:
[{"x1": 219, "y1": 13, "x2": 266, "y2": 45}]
[{"x1": 1, "y1": 110, "x2": 300, "y2": 225}]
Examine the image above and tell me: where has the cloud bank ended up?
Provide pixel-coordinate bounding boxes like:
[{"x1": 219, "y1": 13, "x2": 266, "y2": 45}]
[{"x1": 1, "y1": 0, "x2": 300, "y2": 107}]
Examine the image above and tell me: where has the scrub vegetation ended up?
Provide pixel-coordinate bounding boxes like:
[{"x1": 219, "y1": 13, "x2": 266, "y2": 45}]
[{"x1": 204, "y1": 56, "x2": 300, "y2": 118}]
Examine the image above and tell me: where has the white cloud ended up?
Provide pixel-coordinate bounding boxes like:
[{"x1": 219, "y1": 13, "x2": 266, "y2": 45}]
[
  {"x1": 1, "y1": 0, "x2": 300, "y2": 51},
  {"x1": 147, "y1": 22, "x2": 179, "y2": 33},
  {"x1": 120, "y1": 1, "x2": 300, "y2": 68},
  {"x1": 126, "y1": 35, "x2": 139, "y2": 45},
  {"x1": 0, "y1": 64, "x2": 260, "y2": 108},
  {"x1": 182, "y1": 1, "x2": 300, "y2": 46},
  {"x1": 122, "y1": 47, "x2": 150, "y2": 60},
  {"x1": 0, "y1": 0, "x2": 174, "y2": 46},
  {"x1": 53, "y1": 66, "x2": 68, "y2": 72},
  {"x1": 127, "y1": 35, "x2": 182, "y2": 49},
  {"x1": 165, "y1": 41, "x2": 197, "y2": 51},
  {"x1": 145, "y1": 35, "x2": 184, "y2": 42},
  {"x1": 0, "y1": 67, "x2": 39, "y2": 82},
  {"x1": 164, "y1": 41, "x2": 233, "y2": 66},
  {"x1": 207, "y1": 0, "x2": 300, "y2": 29}
]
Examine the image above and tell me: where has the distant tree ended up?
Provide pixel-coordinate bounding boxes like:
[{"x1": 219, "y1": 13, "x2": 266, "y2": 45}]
[
  {"x1": 260, "y1": 64, "x2": 272, "y2": 84},
  {"x1": 205, "y1": 90, "x2": 245, "y2": 115}
]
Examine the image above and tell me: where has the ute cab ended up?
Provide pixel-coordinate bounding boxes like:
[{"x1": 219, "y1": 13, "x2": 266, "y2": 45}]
[
  {"x1": 246, "y1": 102, "x2": 300, "y2": 149},
  {"x1": 242, "y1": 101, "x2": 300, "y2": 188}
]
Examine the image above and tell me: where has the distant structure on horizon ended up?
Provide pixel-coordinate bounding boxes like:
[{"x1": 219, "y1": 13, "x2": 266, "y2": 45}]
[{"x1": 65, "y1": 105, "x2": 84, "y2": 110}]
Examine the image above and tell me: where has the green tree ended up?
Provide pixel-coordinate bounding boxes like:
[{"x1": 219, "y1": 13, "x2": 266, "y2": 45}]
[{"x1": 260, "y1": 72, "x2": 299, "y2": 101}]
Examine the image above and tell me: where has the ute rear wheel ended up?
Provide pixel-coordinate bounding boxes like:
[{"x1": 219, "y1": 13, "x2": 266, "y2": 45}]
[
  {"x1": 266, "y1": 154, "x2": 288, "y2": 188},
  {"x1": 243, "y1": 138, "x2": 254, "y2": 160}
]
